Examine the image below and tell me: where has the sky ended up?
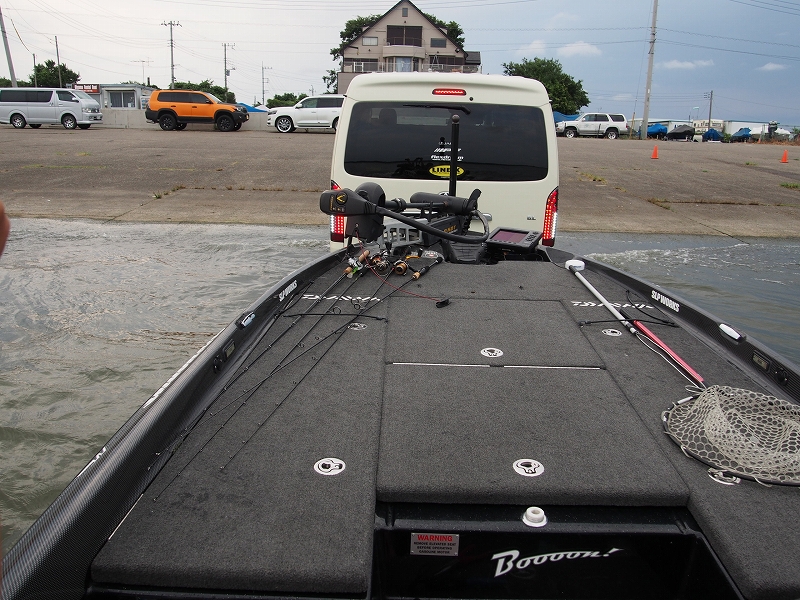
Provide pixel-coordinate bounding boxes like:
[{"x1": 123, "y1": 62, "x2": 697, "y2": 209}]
[{"x1": 1, "y1": 0, "x2": 799, "y2": 127}]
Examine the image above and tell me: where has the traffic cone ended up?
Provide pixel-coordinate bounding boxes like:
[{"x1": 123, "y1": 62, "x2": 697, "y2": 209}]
[
  {"x1": 651, "y1": 145, "x2": 659, "y2": 159},
  {"x1": 781, "y1": 150, "x2": 789, "y2": 163}
]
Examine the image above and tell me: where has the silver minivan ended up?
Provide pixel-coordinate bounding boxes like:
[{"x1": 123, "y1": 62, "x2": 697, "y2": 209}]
[{"x1": 0, "y1": 88, "x2": 103, "y2": 129}]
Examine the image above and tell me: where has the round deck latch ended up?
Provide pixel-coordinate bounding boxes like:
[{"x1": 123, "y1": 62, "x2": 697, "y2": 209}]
[
  {"x1": 481, "y1": 348, "x2": 503, "y2": 358},
  {"x1": 513, "y1": 459, "x2": 544, "y2": 477},
  {"x1": 314, "y1": 458, "x2": 346, "y2": 475},
  {"x1": 602, "y1": 329, "x2": 622, "y2": 337}
]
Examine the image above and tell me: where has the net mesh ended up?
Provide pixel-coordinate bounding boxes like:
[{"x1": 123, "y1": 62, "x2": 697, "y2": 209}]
[{"x1": 664, "y1": 385, "x2": 800, "y2": 485}]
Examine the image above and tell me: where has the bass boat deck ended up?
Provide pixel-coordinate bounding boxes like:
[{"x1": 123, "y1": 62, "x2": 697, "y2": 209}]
[{"x1": 3, "y1": 190, "x2": 800, "y2": 600}]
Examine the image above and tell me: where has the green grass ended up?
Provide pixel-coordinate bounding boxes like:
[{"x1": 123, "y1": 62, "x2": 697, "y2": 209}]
[{"x1": 780, "y1": 182, "x2": 800, "y2": 190}]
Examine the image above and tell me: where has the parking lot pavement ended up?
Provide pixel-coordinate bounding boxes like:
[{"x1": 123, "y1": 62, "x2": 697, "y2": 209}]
[{"x1": 1, "y1": 127, "x2": 799, "y2": 236}]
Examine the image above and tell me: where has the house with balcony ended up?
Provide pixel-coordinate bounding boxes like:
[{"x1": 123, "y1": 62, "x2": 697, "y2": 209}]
[{"x1": 336, "y1": 0, "x2": 481, "y2": 94}]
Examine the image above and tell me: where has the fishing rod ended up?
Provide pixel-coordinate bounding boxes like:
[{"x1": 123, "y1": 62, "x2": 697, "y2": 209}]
[{"x1": 566, "y1": 259, "x2": 704, "y2": 388}]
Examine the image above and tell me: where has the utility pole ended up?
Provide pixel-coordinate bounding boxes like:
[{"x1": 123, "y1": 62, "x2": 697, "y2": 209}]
[
  {"x1": 55, "y1": 35, "x2": 62, "y2": 87},
  {"x1": 223, "y1": 43, "x2": 234, "y2": 101},
  {"x1": 0, "y1": 5, "x2": 17, "y2": 86},
  {"x1": 262, "y1": 63, "x2": 271, "y2": 106},
  {"x1": 33, "y1": 53, "x2": 36, "y2": 86},
  {"x1": 132, "y1": 58, "x2": 151, "y2": 84},
  {"x1": 162, "y1": 21, "x2": 181, "y2": 88},
  {"x1": 640, "y1": 0, "x2": 658, "y2": 140},
  {"x1": 704, "y1": 90, "x2": 714, "y2": 133}
]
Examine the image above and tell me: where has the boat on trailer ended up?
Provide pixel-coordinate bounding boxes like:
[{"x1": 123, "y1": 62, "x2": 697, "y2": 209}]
[{"x1": 3, "y1": 73, "x2": 799, "y2": 600}]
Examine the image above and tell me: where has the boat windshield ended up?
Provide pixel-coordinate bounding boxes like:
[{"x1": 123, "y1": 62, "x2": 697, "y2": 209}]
[{"x1": 343, "y1": 102, "x2": 549, "y2": 182}]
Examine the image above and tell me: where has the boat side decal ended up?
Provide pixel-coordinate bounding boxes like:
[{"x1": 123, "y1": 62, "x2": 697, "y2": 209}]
[
  {"x1": 492, "y1": 548, "x2": 622, "y2": 577},
  {"x1": 278, "y1": 279, "x2": 298, "y2": 302},
  {"x1": 651, "y1": 290, "x2": 681, "y2": 313}
]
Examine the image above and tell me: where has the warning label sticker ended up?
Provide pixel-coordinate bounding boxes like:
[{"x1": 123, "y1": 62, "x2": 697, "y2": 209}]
[{"x1": 410, "y1": 532, "x2": 460, "y2": 556}]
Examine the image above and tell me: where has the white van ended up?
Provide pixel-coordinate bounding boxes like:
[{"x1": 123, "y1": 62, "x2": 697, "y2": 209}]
[
  {"x1": 329, "y1": 73, "x2": 559, "y2": 246},
  {"x1": 0, "y1": 88, "x2": 103, "y2": 129}
]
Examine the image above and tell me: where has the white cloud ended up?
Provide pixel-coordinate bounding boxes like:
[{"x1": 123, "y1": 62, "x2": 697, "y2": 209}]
[
  {"x1": 758, "y1": 62, "x2": 787, "y2": 71},
  {"x1": 518, "y1": 40, "x2": 547, "y2": 56},
  {"x1": 557, "y1": 42, "x2": 601, "y2": 58},
  {"x1": 662, "y1": 59, "x2": 714, "y2": 69}
]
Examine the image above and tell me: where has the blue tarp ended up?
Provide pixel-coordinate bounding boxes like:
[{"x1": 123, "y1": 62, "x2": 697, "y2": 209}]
[
  {"x1": 702, "y1": 128, "x2": 722, "y2": 141},
  {"x1": 647, "y1": 123, "x2": 668, "y2": 136},
  {"x1": 731, "y1": 127, "x2": 751, "y2": 141},
  {"x1": 553, "y1": 111, "x2": 579, "y2": 122},
  {"x1": 238, "y1": 103, "x2": 267, "y2": 113}
]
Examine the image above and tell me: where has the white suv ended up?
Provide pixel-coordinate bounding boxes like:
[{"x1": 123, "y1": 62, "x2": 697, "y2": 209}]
[
  {"x1": 267, "y1": 95, "x2": 344, "y2": 133},
  {"x1": 556, "y1": 113, "x2": 628, "y2": 139}
]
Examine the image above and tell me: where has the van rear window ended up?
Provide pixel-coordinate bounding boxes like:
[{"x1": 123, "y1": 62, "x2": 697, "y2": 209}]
[{"x1": 343, "y1": 102, "x2": 549, "y2": 182}]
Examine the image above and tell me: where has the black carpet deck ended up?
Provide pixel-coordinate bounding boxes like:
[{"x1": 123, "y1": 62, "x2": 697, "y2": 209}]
[{"x1": 91, "y1": 258, "x2": 800, "y2": 600}]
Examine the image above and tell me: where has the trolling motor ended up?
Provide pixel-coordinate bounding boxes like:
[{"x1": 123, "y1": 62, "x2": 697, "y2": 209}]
[
  {"x1": 320, "y1": 113, "x2": 488, "y2": 249},
  {"x1": 319, "y1": 185, "x2": 488, "y2": 246}
]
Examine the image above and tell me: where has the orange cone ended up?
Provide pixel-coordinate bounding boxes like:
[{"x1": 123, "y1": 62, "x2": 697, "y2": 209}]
[
  {"x1": 651, "y1": 145, "x2": 659, "y2": 159},
  {"x1": 781, "y1": 149, "x2": 789, "y2": 163}
]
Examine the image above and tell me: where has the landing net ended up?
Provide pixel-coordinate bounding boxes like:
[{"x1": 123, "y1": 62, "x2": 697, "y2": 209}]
[{"x1": 663, "y1": 385, "x2": 800, "y2": 485}]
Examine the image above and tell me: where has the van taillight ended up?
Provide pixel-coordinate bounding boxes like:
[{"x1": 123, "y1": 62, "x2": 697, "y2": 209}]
[
  {"x1": 432, "y1": 88, "x2": 466, "y2": 96},
  {"x1": 329, "y1": 180, "x2": 345, "y2": 242},
  {"x1": 330, "y1": 215, "x2": 345, "y2": 243},
  {"x1": 541, "y1": 187, "x2": 558, "y2": 247}
]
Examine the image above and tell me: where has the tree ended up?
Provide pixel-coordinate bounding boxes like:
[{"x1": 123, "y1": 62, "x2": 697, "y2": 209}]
[
  {"x1": 502, "y1": 58, "x2": 589, "y2": 115},
  {"x1": 331, "y1": 14, "x2": 382, "y2": 60},
  {"x1": 322, "y1": 70, "x2": 338, "y2": 94},
  {"x1": 29, "y1": 59, "x2": 80, "y2": 87},
  {"x1": 423, "y1": 13, "x2": 465, "y2": 48},
  {"x1": 0, "y1": 76, "x2": 12, "y2": 87},
  {"x1": 267, "y1": 92, "x2": 307, "y2": 109},
  {"x1": 173, "y1": 80, "x2": 235, "y2": 103}
]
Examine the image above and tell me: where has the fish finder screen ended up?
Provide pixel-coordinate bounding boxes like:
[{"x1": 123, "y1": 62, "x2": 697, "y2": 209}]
[{"x1": 490, "y1": 230, "x2": 528, "y2": 243}]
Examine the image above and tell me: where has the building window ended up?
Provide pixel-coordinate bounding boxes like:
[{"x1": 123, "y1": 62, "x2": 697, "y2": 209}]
[
  {"x1": 394, "y1": 57, "x2": 412, "y2": 72},
  {"x1": 402, "y1": 7, "x2": 408, "y2": 16},
  {"x1": 387, "y1": 25, "x2": 422, "y2": 46},
  {"x1": 110, "y1": 91, "x2": 137, "y2": 108},
  {"x1": 343, "y1": 58, "x2": 378, "y2": 72},
  {"x1": 362, "y1": 36, "x2": 378, "y2": 46},
  {"x1": 431, "y1": 38, "x2": 447, "y2": 48}
]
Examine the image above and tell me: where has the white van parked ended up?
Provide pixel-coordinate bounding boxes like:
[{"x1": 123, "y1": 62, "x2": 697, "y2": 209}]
[
  {"x1": 0, "y1": 88, "x2": 103, "y2": 129},
  {"x1": 329, "y1": 72, "x2": 559, "y2": 247}
]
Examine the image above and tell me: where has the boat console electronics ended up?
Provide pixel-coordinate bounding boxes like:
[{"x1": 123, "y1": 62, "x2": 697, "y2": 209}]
[{"x1": 486, "y1": 227, "x2": 543, "y2": 255}]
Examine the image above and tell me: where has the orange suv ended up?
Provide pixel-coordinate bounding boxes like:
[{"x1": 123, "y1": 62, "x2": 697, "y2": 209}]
[{"x1": 145, "y1": 89, "x2": 249, "y2": 132}]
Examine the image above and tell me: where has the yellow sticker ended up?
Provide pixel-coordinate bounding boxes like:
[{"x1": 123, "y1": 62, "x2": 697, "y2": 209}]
[{"x1": 429, "y1": 165, "x2": 464, "y2": 178}]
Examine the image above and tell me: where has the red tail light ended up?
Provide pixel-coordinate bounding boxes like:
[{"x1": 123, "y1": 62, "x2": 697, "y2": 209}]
[
  {"x1": 329, "y1": 180, "x2": 345, "y2": 242},
  {"x1": 541, "y1": 187, "x2": 558, "y2": 247},
  {"x1": 432, "y1": 88, "x2": 467, "y2": 96}
]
